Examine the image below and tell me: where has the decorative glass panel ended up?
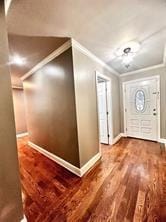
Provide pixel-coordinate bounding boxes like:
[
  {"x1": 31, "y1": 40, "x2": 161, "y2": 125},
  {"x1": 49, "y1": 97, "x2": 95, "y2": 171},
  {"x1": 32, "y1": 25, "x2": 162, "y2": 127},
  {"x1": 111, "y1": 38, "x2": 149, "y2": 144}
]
[{"x1": 135, "y1": 90, "x2": 145, "y2": 111}]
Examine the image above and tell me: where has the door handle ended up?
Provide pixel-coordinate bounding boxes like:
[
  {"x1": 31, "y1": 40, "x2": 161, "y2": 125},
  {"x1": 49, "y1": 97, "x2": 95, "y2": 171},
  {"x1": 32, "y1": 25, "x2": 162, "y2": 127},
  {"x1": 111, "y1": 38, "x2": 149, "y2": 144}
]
[{"x1": 153, "y1": 113, "x2": 157, "y2": 116}]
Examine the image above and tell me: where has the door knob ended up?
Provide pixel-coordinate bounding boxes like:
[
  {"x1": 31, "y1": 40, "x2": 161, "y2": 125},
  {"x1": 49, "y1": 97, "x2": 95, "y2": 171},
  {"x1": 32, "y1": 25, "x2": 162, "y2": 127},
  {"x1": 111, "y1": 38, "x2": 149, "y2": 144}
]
[{"x1": 153, "y1": 113, "x2": 157, "y2": 116}]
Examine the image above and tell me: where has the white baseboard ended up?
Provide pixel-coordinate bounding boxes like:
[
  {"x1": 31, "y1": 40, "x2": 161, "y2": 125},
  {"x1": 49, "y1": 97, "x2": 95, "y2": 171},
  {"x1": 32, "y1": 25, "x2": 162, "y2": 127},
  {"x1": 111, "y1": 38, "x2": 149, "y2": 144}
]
[
  {"x1": 80, "y1": 153, "x2": 101, "y2": 176},
  {"x1": 120, "y1": 133, "x2": 127, "y2": 137},
  {"x1": 112, "y1": 133, "x2": 127, "y2": 145},
  {"x1": 113, "y1": 134, "x2": 166, "y2": 148},
  {"x1": 158, "y1": 138, "x2": 166, "y2": 148},
  {"x1": 158, "y1": 138, "x2": 166, "y2": 144},
  {"x1": 112, "y1": 133, "x2": 124, "y2": 144},
  {"x1": 28, "y1": 141, "x2": 101, "y2": 177},
  {"x1": 17, "y1": 132, "x2": 28, "y2": 138},
  {"x1": 21, "y1": 215, "x2": 27, "y2": 222},
  {"x1": 28, "y1": 141, "x2": 80, "y2": 176}
]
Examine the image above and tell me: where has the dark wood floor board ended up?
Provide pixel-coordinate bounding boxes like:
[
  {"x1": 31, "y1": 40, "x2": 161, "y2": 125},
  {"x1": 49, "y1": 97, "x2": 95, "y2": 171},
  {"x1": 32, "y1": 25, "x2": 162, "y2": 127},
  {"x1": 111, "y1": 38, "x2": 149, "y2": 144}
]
[{"x1": 17, "y1": 137, "x2": 166, "y2": 222}]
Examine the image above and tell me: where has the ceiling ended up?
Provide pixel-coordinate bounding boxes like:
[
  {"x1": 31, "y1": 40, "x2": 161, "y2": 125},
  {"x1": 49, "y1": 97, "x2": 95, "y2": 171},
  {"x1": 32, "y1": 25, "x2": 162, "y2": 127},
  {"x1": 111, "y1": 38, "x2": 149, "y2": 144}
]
[
  {"x1": 8, "y1": 35, "x2": 68, "y2": 86},
  {"x1": 7, "y1": 0, "x2": 166, "y2": 76}
]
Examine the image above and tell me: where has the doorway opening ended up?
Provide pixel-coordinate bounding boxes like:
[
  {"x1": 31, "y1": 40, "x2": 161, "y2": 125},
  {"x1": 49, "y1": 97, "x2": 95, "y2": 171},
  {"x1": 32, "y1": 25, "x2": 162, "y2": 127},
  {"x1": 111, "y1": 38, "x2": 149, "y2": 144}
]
[
  {"x1": 12, "y1": 86, "x2": 28, "y2": 138},
  {"x1": 123, "y1": 76, "x2": 160, "y2": 141},
  {"x1": 96, "y1": 71, "x2": 113, "y2": 146}
]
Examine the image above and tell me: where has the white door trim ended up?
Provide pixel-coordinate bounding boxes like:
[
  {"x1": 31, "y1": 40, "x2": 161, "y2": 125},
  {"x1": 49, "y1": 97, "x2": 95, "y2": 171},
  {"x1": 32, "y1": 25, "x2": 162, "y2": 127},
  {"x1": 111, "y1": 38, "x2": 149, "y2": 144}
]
[
  {"x1": 96, "y1": 71, "x2": 113, "y2": 147},
  {"x1": 122, "y1": 75, "x2": 160, "y2": 141}
]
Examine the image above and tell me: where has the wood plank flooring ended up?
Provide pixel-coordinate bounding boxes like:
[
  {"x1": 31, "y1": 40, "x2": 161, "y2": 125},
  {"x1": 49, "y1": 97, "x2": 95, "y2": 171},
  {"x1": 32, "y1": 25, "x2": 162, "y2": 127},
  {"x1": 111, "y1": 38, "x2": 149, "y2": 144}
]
[{"x1": 17, "y1": 137, "x2": 166, "y2": 222}]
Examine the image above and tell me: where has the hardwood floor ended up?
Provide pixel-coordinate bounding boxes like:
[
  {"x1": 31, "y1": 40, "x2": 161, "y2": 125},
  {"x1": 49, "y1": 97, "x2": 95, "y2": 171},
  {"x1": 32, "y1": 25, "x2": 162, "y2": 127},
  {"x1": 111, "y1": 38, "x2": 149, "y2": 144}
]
[{"x1": 17, "y1": 137, "x2": 166, "y2": 222}]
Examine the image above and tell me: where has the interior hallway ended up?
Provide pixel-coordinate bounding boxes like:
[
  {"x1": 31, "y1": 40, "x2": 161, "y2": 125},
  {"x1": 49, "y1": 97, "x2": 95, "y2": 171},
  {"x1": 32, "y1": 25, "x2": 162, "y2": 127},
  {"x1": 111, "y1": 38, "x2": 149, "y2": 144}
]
[{"x1": 17, "y1": 137, "x2": 166, "y2": 222}]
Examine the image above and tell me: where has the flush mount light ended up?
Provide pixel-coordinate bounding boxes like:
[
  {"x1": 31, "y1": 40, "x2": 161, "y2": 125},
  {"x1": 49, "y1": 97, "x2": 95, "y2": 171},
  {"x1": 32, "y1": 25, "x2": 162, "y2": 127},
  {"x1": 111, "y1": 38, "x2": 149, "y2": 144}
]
[
  {"x1": 115, "y1": 41, "x2": 140, "y2": 68},
  {"x1": 10, "y1": 54, "x2": 26, "y2": 66}
]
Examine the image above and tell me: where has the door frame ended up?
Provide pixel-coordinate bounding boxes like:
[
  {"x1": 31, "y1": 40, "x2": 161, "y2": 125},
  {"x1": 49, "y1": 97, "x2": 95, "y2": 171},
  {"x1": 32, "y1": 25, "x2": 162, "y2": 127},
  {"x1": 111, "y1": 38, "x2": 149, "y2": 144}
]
[
  {"x1": 96, "y1": 71, "x2": 113, "y2": 145},
  {"x1": 122, "y1": 75, "x2": 160, "y2": 141}
]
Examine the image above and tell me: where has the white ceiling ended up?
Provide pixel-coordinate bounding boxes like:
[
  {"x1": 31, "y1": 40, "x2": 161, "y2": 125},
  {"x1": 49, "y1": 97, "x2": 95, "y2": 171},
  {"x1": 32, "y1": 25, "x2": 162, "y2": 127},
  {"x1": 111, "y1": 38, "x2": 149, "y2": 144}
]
[{"x1": 7, "y1": 0, "x2": 166, "y2": 74}]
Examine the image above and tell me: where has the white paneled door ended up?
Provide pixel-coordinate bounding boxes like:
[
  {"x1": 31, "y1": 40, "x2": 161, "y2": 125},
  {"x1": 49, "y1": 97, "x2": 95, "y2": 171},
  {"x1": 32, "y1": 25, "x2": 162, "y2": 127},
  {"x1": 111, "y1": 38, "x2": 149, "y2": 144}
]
[
  {"x1": 124, "y1": 77, "x2": 160, "y2": 141},
  {"x1": 97, "y1": 81, "x2": 109, "y2": 144}
]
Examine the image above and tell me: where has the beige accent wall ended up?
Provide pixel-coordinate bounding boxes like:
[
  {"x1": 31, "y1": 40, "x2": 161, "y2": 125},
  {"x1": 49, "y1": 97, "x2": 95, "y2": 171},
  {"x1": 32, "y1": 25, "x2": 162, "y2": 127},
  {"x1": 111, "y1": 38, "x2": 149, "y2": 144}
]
[
  {"x1": 72, "y1": 47, "x2": 121, "y2": 167},
  {"x1": 0, "y1": 2, "x2": 23, "y2": 222},
  {"x1": 120, "y1": 66, "x2": 166, "y2": 139},
  {"x1": 12, "y1": 89, "x2": 27, "y2": 134},
  {"x1": 23, "y1": 48, "x2": 80, "y2": 167},
  {"x1": 23, "y1": 45, "x2": 121, "y2": 169}
]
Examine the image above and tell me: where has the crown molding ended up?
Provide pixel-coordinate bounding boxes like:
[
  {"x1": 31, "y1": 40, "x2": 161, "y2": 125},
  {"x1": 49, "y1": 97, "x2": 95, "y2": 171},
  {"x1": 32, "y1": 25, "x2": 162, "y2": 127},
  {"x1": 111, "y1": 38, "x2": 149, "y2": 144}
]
[
  {"x1": 120, "y1": 63, "x2": 165, "y2": 77},
  {"x1": 21, "y1": 38, "x2": 119, "y2": 81},
  {"x1": 5, "y1": 0, "x2": 12, "y2": 15},
  {"x1": 71, "y1": 39, "x2": 119, "y2": 76},
  {"x1": 21, "y1": 40, "x2": 72, "y2": 81}
]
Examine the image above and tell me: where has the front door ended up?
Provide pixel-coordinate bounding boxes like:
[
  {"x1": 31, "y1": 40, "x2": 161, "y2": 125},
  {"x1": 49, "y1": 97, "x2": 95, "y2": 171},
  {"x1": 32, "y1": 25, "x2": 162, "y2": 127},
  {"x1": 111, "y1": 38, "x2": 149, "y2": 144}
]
[{"x1": 124, "y1": 77, "x2": 159, "y2": 141}]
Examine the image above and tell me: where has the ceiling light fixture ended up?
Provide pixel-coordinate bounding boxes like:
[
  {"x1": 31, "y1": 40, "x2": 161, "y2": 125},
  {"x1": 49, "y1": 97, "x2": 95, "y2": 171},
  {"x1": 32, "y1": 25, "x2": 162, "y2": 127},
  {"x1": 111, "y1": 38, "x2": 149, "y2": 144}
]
[
  {"x1": 10, "y1": 54, "x2": 26, "y2": 66},
  {"x1": 115, "y1": 41, "x2": 140, "y2": 68}
]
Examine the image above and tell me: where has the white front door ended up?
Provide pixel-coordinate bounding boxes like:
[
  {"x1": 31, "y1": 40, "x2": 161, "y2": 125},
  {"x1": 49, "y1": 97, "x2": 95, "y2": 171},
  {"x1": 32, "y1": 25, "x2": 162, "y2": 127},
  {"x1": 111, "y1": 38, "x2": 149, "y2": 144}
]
[
  {"x1": 124, "y1": 77, "x2": 159, "y2": 141},
  {"x1": 97, "y1": 81, "x2": 109, "y2": 144}
]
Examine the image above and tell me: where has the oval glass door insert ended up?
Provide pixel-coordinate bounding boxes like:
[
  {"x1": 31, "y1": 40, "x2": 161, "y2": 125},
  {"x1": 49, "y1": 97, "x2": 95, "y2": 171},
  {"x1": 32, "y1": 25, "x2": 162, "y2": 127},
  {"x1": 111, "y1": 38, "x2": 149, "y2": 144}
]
[{"x1": 135, "y1": 90, "x2": 145, "y2": 111}]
